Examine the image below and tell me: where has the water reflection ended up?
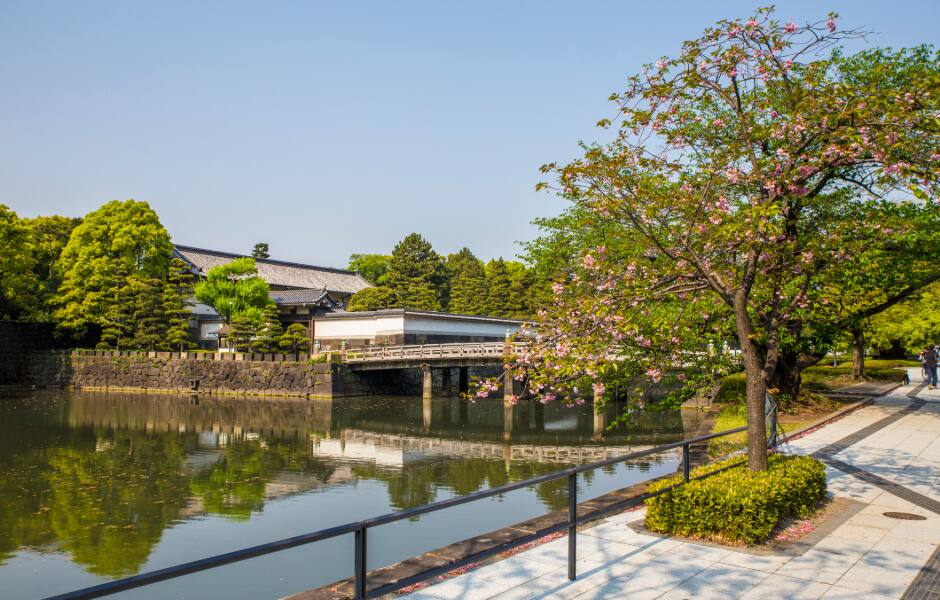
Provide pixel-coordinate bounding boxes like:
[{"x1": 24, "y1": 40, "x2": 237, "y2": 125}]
[{"x1": 0, "y1": 389, "x2": 699, "y2": 590}]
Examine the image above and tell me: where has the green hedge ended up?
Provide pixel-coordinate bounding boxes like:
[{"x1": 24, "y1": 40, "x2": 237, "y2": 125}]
[{"x1": 645, "y1": 454, "x2": 826, "y2": 545}]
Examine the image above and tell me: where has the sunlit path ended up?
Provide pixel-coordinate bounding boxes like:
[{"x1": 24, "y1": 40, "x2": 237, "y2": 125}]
[{"x1": 402, "y1": 387, "x2": 940, "y2": 600}]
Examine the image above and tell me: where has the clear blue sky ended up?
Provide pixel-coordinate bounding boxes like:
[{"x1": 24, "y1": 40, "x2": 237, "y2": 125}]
[{"x1": 2, "y1": 1, "x2": 937, "y2": 268}]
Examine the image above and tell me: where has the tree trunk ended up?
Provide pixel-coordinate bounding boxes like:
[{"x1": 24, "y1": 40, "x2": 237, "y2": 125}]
[
  {"x1": 769, "y1": 350, "x2": 802, "y2": 403},
  {"x1": 851, "y1": 329, "x2": 866, "y2": 380},
  {"x1": 733, "y1": 293, "x2": 768, "y2": 472}
]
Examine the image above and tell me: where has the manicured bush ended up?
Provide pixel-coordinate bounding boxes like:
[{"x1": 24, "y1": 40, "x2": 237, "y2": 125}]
[{"x1": 645, "y1": 454, "x2": 826, "y2": 545}]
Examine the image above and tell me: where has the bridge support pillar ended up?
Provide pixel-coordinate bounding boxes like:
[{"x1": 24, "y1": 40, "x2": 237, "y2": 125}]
[
  {"x1": 457, "y1": 368, "x2": 469, "y2": 395},
  {"x1": 423, "y1": 393, "x2": 432, "y2": 432},
  {"x1": 422, "y1": 364, "x2": 433, "y2": 401},
  {"x1": 441, "y1": 368, "x2": 452, "y2": 397},
  {"x1": 503, "y1": 376, "x2": 515, "y2": 438},
  {"x1": 593, "y1": 386, "x2": 605, "y2": 441}
]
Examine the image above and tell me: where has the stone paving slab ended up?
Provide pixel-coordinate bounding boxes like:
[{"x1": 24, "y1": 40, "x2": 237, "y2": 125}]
[{"x1": 401, "y1": 386, "x2": 940, "y2": 600}]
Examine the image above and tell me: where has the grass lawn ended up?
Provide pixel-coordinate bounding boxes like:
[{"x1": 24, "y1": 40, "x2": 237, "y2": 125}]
[{"x1": 706, "y1": 357, "x2": 916, "y2": 458}]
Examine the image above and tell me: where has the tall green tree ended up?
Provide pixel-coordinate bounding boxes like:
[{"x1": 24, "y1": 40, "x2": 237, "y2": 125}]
[
  {"x1": 194, "y1": 257, "x2": 270, "y2": 325},
  {"x1": 97, "y1": 263, "x2": 135, "y2": 350},
  {"x1": 493, "y1": 10, "x2": 940, "y2": 472},
  {"x1": 132, "y1": 277, "x2": 166, "y2": 350},
  {"x1": 383, "y1": 233, "x2": 447, "y2": 310},
  {"x1": 484, "y1": 259, "x2": 512, "y2": 317},
  {"x1": 23, "y1": 215, "x2": 81, "y2": 320},
  {"x1": 163, "y1": 258, "x2": 196, "y2": 351},
  {"x1": 446, "y1": 248, "x2": 488, "y2": 315},
  {"x1": 54, "y1": 200, "x2": 173, "y2": 336},
  {"x1": 0, "y1": 205, "x2": 37, "y2": 320},
  {"x1": 251, "y1": 304, "x2": 284, "y2": 353},
  {"x1": 251, "y1": 242, "x2": 270, "y2": 259},
  {"x1": 505, "y1": 261, "x2": 533, "y2": 319},
  {"x1": 347, "y1": 286, "x2": 397, "y2": 312},
  {"x1": 347, "y1": 254, "x2": 391, "y2": 285}
]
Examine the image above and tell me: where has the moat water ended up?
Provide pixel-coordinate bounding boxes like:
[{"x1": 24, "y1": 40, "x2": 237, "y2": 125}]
[{"x1": 0, "y1": 389, "x2": 700, "y2": 599}]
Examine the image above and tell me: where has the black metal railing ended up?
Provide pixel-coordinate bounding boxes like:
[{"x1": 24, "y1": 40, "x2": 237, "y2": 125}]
[{"x1": 45, "y1": 425, "x2": 750, "y2": 600}]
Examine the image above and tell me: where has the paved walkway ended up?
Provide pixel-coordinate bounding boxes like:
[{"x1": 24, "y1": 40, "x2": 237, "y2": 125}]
[{"x1": 402, "y1": 379, "x2": 940, "y2": 600}]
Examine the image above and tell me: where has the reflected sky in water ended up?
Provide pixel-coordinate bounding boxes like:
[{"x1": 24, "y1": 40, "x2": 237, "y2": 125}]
[{"x1": 0, "y1": 390, "x2": 700, "y2": 599}]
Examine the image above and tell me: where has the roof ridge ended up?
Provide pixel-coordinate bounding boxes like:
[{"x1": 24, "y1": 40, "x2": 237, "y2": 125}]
[{"x1": 174, "y1": 244, "x2": 366, "y2": 277}]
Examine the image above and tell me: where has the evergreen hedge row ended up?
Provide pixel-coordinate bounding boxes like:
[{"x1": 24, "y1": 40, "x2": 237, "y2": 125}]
[{"x1": 645, "y1": 454, "x2": 826, "y2": 545}]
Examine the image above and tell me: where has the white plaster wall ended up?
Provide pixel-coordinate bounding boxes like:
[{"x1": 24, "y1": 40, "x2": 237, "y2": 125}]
[
  {"x1": 314, "y1": 315, "x2": 404, "y2": 340},
  {"x1": 404, "y1": 316, "x2": 519, "y2": 337}
]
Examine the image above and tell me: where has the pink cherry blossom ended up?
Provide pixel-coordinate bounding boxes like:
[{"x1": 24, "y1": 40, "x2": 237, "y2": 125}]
[
  {"x1": 784, "y1": 21, "x2": 797, "y2": 33},
  {"x1": 827, "y1": 17, "x2": 836, "y2": 33}
]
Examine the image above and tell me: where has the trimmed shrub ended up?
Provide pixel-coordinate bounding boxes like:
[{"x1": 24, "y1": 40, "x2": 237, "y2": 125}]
[{"x1": 645, "y1": 454, "x2": 826, "y2": 545}]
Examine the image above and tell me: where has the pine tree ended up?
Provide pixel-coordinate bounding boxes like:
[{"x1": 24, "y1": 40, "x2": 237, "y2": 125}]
[
  {"x1": 251, "y1": 304, "x2": 284, "y2": 353},
  {"x1": 506, "y1": 261, "x2": 532, "y2": 319},
  {"x1": 132, "y1": 277, "x2": 167, "y2": 350},
  {"x1": 251, "y1": 242, "x2": 270, "y2": 259},
  {"x1": 98, "y1": 266, "x2": 135, "y2": 349},
  {"x1": 163, "y1": 257, "x2": 195, "y2": 351},
  {"x1": 383, "y1": 233, "x2": 446, "y2": 311},
  {"x1": 278, "y1": 323, "x2": 310, "y2": 354},
  {"x1": 446, "y1": 248, "x2": 488, "y2": 315},
  {"x1": 484, "y1": 259, "x2": 512, "y2": 317},
  {"x1": 229, "y1": 315, "x2": 256, "y2": 352}
]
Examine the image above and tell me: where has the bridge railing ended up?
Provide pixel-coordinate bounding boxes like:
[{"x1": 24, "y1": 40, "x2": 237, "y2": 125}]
[
  {"x1": 46, "y1": 424, "x2": 751, "y2": 600},
  {"x1": 345, "y1": 341, "x2": 528, "y2": 363}
]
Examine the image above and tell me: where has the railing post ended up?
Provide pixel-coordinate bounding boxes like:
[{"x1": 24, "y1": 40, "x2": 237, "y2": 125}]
[
  {"x1": 682, "y1": 443, "x2": 691, "y2": 482},
  {"x1": 354, "y1": 526, "x2": 367, "y2": 599},
  {"x1": 567, "y1": 472, "x2": 577, "y2": 581}
]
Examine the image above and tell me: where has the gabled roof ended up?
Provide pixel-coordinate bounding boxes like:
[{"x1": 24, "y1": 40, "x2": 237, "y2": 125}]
[
  {"x1": 269, "y1": 288, "x2": 332, "y2": 306},
  {"x1": 174, "y1": 245, "x2": 372, "y2": 296}
]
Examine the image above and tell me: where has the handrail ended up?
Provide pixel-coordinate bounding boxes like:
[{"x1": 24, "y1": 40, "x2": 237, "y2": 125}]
[
  {"x1": 345, "y1": 341, "x2": 528, "y2": 363},
  {"x1": 46, "y1": 424, "x2": 749, "y2": 600}
]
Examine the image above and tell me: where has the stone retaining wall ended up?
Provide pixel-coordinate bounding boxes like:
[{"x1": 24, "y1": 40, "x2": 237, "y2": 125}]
[{"x1": 20, "y1": 350, "x2": 333, "y2": 397}]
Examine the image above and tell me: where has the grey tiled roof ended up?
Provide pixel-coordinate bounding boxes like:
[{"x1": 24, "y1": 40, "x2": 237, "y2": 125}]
[
  {"x1": 269, "y1": 288, "x2": 331, "y2": 306},
  {"x1": 174, "y1": 245, "x2": 372, "y2": 295}
]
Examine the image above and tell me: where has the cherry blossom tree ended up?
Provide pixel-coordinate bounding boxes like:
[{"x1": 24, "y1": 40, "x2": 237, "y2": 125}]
[{"x1": 494, "y1": 8, "x2": 940, "y2": 471}]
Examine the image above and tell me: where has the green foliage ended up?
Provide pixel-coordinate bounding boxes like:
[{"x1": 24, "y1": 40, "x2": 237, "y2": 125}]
[
  {"x1": 279, "y1": 323, "x2": 310, "y2": 354},
  {"x1": 446, "y1": 248, "x2": 488, "y2": 315},
  {"x1": 347, "y1": 253, "x2": 391, "y2": 285},
  {"x1": 97, "y1": 263, "x2": 135, "y2": 350},
  {"x1": 22, "y1": 214, "x2": 81, "y2": 320},
  {"x1": 251, "y1": 304, "x2": 284, "y2": 353},
  {"x1": 714, "y1": 372, "x2": 747, "y2": 405},
  {"x1": 645, "y1": 455, "x2": 827, "y2": 544},
  {"x1": 383, "y1": 233, "x2": 447, "y2": 310},
  {"x1": 228, "y1": 315, "x2": 257, "y2": 352},
  {"x1": 132, "y1": 277, "x2": 166, "y2": 350},
  {"x1": 868, "y1": 282, "x2": 940, "y2": 354},
  {"x1": 347, "y1": 286, "x2": 397, "y2": 312},
  {"x1": 54, "y1": 200, "x2": 173, "y2": 335},
  {"x1": 484, "y1": 259, "x2": 512, "y2": 317},
  {"x1": 250, "y1": 242, "x2": 270, "y2": 259},
  {"x1": 194, "y1": 257, "x2": 271, "y2": 324},
  {"x1": 0, "y1": 205, "x2": 38, "y2": 320},
  {"x1": 163, "y1": 258, "x2": 196, "y2": 351}
]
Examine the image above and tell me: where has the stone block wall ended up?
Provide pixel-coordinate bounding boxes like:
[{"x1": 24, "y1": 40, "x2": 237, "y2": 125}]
[{"x1": 21, "y1": 350, "x2": 335, "y2": 398}]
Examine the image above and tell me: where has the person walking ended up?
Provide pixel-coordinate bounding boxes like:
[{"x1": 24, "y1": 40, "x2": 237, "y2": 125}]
[{"x1": 923, "y1": 345, "x2": 939, "y2": 389}]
